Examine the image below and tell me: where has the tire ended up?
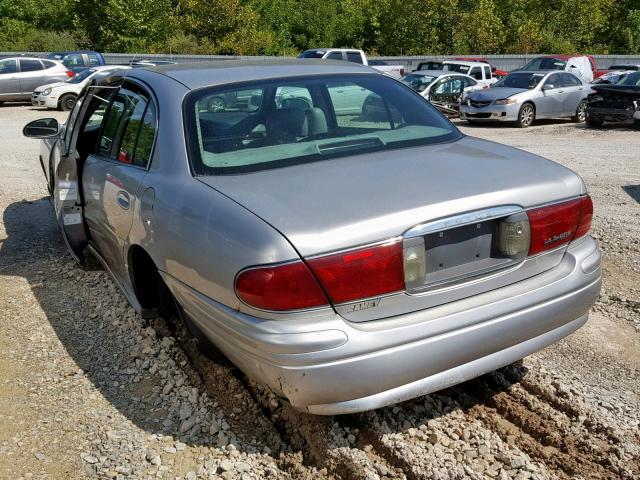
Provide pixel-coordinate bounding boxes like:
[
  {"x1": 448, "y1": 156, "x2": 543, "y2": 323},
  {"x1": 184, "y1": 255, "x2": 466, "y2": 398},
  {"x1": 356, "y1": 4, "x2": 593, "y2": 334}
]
[
  {"x1": 634, "y1": 119, "x2": 640, "y2": 130},
  {"x1": 58, "y1": 93, "x2": 77, "y2": 111},
  {"x1": 515, "y1": 103, "x2": 535, "y2": 128},
  {"x1": 572, "y1": 100, "x2": 587, "y2": 123},
  {"x1": 586, "y1": 115, "x2": 604, "y2": 128}
]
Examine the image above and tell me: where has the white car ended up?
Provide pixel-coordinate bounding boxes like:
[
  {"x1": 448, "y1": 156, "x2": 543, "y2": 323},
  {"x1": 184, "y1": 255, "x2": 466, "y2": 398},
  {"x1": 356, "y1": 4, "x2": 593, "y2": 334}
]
[
  {"x1": 400, "y1": 70, "x2": 485, "y2": 115},
  {"x1": 32, "y1": 65, "x2": 130, "y2": 111}
]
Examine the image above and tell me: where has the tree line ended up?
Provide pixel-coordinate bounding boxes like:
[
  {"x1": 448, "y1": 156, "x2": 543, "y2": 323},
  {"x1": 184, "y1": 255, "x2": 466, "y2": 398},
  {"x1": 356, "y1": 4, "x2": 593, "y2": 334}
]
[{"x1": 1, "y1": 0, "x2": 639, "y2": 56}]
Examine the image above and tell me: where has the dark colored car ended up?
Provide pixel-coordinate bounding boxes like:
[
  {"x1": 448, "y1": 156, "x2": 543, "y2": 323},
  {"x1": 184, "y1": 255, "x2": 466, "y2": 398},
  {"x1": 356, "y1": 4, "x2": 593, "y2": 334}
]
[
  {"x1": 46, "y1": 51, "x2": 106, "y2": 74},
  {"x1": 586, "y1": 71, "x2": 640, "y2": 127}
]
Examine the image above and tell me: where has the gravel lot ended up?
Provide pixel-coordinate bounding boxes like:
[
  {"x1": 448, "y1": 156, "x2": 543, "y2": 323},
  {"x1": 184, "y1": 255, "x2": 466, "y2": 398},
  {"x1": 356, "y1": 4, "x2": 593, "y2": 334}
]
[{"x1": 0, "y1": 105, "x2": 638, "y2": 480}]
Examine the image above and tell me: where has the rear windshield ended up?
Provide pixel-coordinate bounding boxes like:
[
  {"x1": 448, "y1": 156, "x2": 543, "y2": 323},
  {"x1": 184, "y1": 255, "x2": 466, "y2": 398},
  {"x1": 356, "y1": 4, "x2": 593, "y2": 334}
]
[
  {"x1": 494, "y1": 72, "x2": 545, "y2": 89},
  {"x1": 298, "y1": 50, "x2": 326, "y2": 59},
  {"x1": 184, "y1": 74, "x2": 460, "y2": 175},
  {"x1": 619, "y1": 72, "x2": 640, "y2": 86},
  {"x1": 442, "y1": 63, "x2": 470, "y2": 74},
  {"x1": 417, "y1": 62, "x2": 442, "y2": 71},
  {"x1": 521, "y1": 57, "x2": 567, "y2": 70}
]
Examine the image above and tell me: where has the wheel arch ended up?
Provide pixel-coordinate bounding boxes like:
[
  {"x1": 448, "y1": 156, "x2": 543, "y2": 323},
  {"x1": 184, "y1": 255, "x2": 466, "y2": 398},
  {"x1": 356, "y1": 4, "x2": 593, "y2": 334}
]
[{"x1": 127, "y1": 244, "x2": 162, "y2": 310}]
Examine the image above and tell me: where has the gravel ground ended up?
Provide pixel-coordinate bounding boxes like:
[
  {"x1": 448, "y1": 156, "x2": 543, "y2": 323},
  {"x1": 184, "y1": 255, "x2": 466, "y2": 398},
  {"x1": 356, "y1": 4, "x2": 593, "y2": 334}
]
[{"x1": 0, "y1": 105, "x2": 638, "y2": 480}]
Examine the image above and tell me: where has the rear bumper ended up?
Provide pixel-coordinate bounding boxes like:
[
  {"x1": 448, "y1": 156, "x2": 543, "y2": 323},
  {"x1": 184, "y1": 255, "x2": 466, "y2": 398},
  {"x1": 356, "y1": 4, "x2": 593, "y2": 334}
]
[
  {"x1": 460, "y1": 103, "x2": 520, "y2": 122},
  {"x1": 166, "y1": 236, "x2": 601, "y2": 415}
]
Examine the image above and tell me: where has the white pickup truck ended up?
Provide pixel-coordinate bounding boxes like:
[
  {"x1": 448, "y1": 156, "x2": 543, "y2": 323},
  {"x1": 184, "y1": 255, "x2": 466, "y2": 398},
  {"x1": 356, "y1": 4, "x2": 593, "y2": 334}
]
[
  {"x1": 298, "y1": 48, "x2": 405, "y2": 78},
  {"x1": 441, "y1": 60, "x2": 498, "y2": 88}
]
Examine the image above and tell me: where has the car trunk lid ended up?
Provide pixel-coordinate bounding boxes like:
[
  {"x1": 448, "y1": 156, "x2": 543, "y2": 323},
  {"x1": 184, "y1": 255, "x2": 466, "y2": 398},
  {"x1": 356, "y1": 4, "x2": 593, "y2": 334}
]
[{"x1": 200, "y1": 136, "x2": 585, "y2": 321}]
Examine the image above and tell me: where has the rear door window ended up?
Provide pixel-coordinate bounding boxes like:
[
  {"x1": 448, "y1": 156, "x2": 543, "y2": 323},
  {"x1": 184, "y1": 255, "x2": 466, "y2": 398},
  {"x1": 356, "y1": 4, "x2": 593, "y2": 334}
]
[
  {"x1": 483, "y1": 66, "x2": 491, "y2": 78},
  {"x1": 98, "y1": 86, "x2": 156, "y2": 168},
  {"x1": 19, "y1": 59, "x2": 43, "y2": 72},
  {"x1": 326, "y1": 52, "x2": 344, "y2": 61}
]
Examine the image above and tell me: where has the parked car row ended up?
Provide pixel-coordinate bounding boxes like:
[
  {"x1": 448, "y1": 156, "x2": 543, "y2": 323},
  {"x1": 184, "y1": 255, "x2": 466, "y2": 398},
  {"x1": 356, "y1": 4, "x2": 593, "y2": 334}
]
[{"x1": 461, "y1": 71, "x2": 589, "y2": 128}]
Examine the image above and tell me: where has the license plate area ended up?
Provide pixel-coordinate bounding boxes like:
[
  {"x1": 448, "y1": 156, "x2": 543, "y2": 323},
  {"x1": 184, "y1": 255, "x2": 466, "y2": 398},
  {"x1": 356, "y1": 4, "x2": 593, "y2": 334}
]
[{"x1": 405, "y1": 217, "x2": 522, "y2": 293}]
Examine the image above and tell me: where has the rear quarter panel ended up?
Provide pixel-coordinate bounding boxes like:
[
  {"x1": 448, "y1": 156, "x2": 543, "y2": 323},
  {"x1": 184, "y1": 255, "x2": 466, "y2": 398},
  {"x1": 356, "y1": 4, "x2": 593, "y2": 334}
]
[{"x1": 125, "y1": 70, "x2": 303, "y2": 312}]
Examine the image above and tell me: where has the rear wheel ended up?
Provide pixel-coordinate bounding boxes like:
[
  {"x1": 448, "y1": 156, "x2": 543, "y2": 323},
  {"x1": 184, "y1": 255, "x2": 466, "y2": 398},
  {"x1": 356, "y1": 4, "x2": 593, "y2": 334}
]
[
  {"x1": 586, "y1": 115, "x2": 604, "y2": 128},
  {"x1": 59, "y1": 93, "x2": 77, "y2": 111},
  {"x1": 572, "y1": 100, "x2": 587, "y2": 123},
  {"x1": 515, "y1": 103, "x2": 535, "y2": 128}
]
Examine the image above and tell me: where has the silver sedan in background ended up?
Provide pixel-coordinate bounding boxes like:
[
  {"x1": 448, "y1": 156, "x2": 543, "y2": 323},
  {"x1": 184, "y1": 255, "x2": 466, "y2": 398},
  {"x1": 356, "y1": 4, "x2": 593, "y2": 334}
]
[
  {"x1": 460, "y1": 71, "x2": 591, "y2": 127},
  {"x1": 24, "y1": 61, "x2": 600, "y2": 415}
]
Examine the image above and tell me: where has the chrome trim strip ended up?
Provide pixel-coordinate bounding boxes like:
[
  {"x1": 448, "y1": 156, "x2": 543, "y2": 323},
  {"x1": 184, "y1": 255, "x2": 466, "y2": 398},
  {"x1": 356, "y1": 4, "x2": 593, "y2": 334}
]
[
  {"x1": 305, "y1": 236, "x2": 403, "y2": 260},
  {"x1": 403, "y1": 205, "x2": 523, "y2": 238}
]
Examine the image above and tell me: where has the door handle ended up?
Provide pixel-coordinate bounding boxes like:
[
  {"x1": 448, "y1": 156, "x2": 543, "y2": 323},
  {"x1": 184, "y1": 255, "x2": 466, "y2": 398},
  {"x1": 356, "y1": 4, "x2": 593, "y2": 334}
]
[
  {"x1": 116, "y1": 190, "x2": 130, "y2": 210},
  {"x1": 558, "y1": 90, "x2": 564, "y2": 93}
]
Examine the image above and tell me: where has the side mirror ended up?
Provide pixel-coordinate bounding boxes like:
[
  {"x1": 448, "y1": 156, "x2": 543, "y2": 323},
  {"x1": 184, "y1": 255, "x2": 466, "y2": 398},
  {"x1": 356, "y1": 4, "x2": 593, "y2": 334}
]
[
  {"x1": 542, "y1": 83, "x2": 554, "y2": 91},
  {"x1": 23, "y1": 118, "x2": 60, "y2": 138},
  {"x1": 491, "y1": 66, "x2": 497, "y2": 72}
]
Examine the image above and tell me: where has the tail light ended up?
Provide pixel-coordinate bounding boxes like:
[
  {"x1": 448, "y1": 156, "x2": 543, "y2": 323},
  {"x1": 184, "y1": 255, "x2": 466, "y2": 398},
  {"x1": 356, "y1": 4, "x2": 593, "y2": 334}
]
[
  {"x1": 527, "y1": 195, "x2": 592, "y2": 256},
  {"x1": 235, "y1": 261, "x2": 328, "y2": 311},
  {"x1": 307, "y1": 240, "x2": 404, "y2": 304},
  {"x1": 235, "y1": 196, "x2": 593, "y2": 311},
  {"x1": 65, "y1": 70, "x2": 74, "y2": 78}
]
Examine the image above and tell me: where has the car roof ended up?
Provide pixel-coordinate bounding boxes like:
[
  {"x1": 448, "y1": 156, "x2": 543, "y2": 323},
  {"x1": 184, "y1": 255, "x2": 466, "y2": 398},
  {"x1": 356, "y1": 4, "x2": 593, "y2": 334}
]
[
  {"x1": 537, "y1": 55, "x2": 589, "y2": 60},
  {"x1": 442, "y1": 60, "x2": 489, "y2": 67},
  {"x1": 1, "y1": 56, "x2": 54, "y2": 61},
  {"x1": 48, "y1": 50, "x2": 100, "y2": 55},
  {"x1": 406, "y1": 70, "x2": 466, "y2": 77},
  {"x1": 138, "y1": 59, "x2": 377, "y2": 90}
]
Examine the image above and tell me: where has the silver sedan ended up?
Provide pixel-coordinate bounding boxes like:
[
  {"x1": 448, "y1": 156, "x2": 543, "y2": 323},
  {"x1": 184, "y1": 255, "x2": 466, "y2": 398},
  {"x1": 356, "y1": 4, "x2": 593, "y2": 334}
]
[
  {"x1": 24, "y1": 61, "x2": 601, "y2": 415},
  {"x1": 460, "y1": 70, "x2": 591, "y2": 127}
]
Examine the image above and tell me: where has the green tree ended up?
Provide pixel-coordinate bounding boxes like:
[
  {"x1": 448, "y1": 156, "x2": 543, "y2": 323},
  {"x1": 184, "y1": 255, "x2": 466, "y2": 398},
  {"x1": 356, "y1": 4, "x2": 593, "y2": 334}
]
[
  {"x1": 374, "y1": 0, "x2": 459, "y2": 55},
  {"x1": 453, "y1": 0, "x2": 505, "y2": 54},
  {"x1": 72, "y1": 0, "x2": 178, "y2": 52}
]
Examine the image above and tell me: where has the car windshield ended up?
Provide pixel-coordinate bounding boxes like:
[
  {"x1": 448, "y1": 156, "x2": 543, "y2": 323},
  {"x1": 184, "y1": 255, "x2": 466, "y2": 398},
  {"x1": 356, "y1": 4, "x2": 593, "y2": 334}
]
[
  {"x1": 493, "y1": 72, "x2": 545, "y2": 89},
  {"x1": 298, "y1": 50, "x2": 326, "y2": 59},
  {"x1": 521, "y1": 57, "x2": 567, "y2": 70},
  {"x1": 185, "y1": 74, "x2": 460, "y2": 175},
  {"x1": 400, "y1": 74, "x2": 437, "y2": 92},
  {"x1": 619, "y1": 72, "x2": 640, "y2": 86},
  {"x1": 66, "y1": 68, "x2": 96, "y2": 83},
  {"x1": 442, "y1": 63, "x2": 470, "y2": 74}
]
